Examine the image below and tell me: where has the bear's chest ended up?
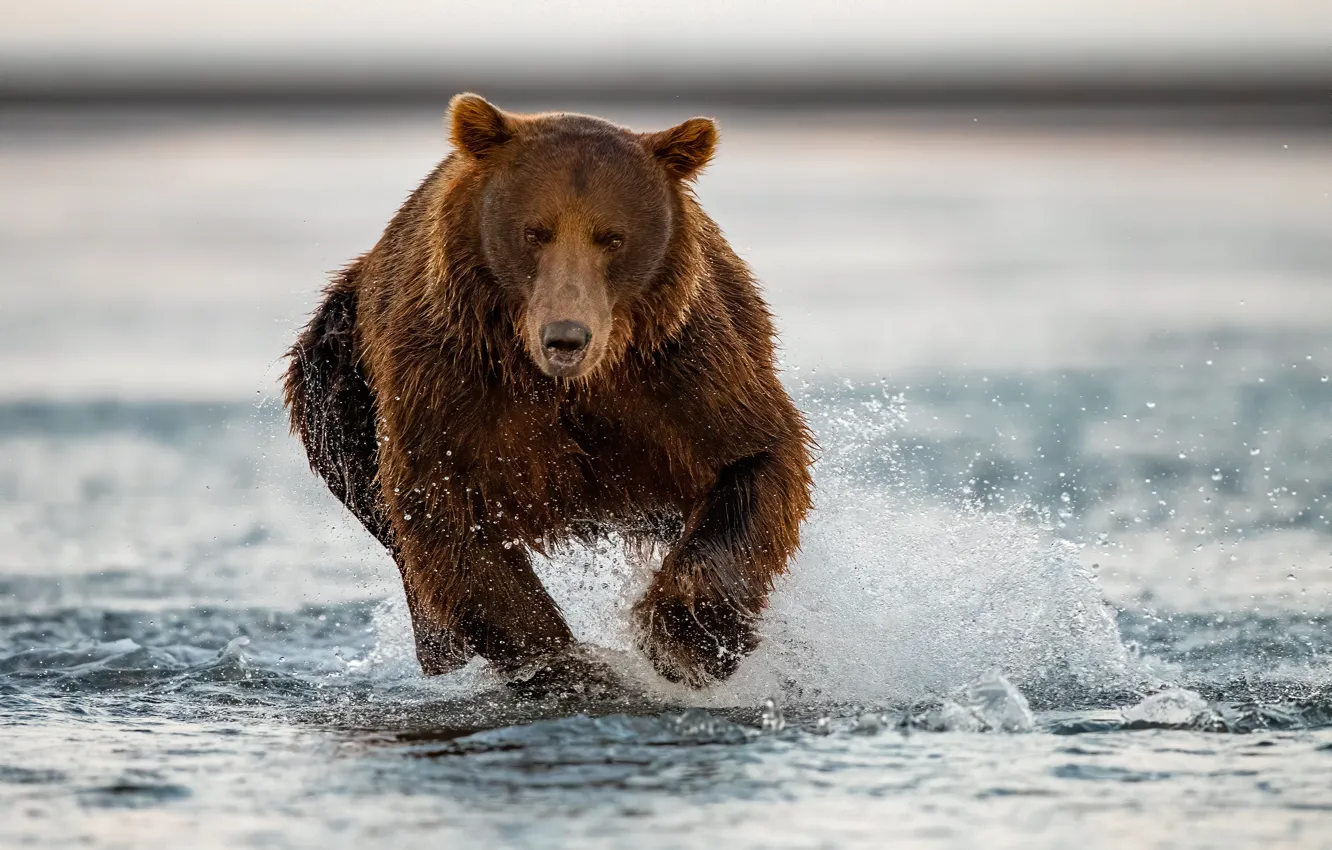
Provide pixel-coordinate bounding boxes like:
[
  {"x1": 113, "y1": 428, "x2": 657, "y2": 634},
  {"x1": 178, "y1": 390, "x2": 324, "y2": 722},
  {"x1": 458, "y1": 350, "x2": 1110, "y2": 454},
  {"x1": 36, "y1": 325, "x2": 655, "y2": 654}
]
[
  {"x1": 432, "y1": 384, "x2": 716, "y2": 531},
  {"x1": 553, "y1": 406, "x2": 699, "y2": 508}
]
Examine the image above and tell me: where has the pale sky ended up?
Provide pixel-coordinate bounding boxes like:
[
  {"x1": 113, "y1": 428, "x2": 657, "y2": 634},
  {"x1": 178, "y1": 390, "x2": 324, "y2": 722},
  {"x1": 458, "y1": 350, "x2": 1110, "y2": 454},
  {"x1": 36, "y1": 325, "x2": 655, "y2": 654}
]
[{"x1": 4, "y1": 0, "x2": 1329, "y2": 76}]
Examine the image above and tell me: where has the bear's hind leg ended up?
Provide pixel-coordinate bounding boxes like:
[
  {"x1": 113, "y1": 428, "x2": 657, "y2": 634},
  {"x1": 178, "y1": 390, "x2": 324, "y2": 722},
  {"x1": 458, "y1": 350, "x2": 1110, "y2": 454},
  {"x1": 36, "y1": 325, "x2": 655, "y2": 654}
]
[{"x1": 284, "y1": 284, "x2": 469, "y2": 676}]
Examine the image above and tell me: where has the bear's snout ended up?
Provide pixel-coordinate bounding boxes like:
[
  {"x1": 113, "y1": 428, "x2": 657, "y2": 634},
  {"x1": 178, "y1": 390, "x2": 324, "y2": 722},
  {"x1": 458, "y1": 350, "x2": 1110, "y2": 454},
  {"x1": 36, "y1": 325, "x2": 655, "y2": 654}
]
[
  {"x1": 540, "y1": 320, "x2": 591, "y2": 353},
  {"x1": 539, "y1": 320, "x2": 592, "y2": 374},
  {"x1": 523, "y1": 263, "x2": 612, "y2": 380}
]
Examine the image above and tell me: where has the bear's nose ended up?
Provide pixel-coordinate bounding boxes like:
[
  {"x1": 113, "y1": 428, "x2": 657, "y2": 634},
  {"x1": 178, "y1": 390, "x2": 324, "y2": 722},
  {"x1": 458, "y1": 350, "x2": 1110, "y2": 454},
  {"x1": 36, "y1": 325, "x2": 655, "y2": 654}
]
[{"x1": 540, "y1": 321, "x2": 592, "y2": 353}]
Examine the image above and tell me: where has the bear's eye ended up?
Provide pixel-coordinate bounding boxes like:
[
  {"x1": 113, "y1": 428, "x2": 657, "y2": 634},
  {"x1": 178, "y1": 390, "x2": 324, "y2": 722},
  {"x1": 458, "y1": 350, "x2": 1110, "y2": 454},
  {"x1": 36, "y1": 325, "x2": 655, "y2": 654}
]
[
  {"x1": 524, "y1": 227, "x2": 551, "y2": 246},
  {"x1": 600, "y1": 233, "x2": 625, "y2": 251}
]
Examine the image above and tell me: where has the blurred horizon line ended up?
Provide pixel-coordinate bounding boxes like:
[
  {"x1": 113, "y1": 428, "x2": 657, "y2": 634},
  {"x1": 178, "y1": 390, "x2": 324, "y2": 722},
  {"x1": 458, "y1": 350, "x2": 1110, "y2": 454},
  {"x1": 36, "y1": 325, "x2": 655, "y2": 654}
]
[
  {"x1": 3, "y1": 71, "x2": 1328, "y2": 127},
  {"x1": 8, "y1": 0, "x2": 1329, "y2": 125}
]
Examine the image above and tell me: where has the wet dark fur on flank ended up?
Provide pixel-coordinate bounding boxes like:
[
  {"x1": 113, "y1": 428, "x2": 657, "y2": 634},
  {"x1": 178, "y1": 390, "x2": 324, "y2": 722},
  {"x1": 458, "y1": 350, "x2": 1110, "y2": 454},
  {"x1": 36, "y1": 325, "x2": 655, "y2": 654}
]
[{"x1": 285, "y1": 96, "x2": 814, "y2": 688}]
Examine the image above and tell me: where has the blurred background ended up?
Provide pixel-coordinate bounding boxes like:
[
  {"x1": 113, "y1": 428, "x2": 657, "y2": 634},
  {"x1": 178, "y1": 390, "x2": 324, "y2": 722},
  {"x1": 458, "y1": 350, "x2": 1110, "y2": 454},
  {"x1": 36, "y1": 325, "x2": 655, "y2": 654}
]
[
  {"x1": 4, "y1": 0, "x2": 1330, "y2": 107},
  {"x1": 1, "y1": 0, "x2": 1330, "y2": 610}
]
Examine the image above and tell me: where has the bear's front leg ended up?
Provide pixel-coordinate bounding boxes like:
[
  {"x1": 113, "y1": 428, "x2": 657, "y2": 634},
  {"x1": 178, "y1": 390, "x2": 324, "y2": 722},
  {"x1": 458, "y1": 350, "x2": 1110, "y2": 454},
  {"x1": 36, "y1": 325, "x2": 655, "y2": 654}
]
[
  {"x1": 400, "y1": 531, "x2": 575, "y2": 677},
  {"x1": 633, "y1": 448, "x2": 811, "y2": 687}
]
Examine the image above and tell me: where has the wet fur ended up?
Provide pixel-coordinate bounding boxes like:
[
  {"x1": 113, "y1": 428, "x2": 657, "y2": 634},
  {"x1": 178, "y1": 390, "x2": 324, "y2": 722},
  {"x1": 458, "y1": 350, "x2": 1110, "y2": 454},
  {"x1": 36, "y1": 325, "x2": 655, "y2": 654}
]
[{"x1": 284, "y1": 99, "x2": 814, "y2": 687}]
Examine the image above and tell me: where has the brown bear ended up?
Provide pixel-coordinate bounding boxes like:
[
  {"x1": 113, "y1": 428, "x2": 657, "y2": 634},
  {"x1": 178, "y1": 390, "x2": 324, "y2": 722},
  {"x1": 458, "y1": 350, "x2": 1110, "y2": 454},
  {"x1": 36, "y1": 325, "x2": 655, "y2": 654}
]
[{"x1": 284, "y1": 95, "x2": 814, "y2": 689}]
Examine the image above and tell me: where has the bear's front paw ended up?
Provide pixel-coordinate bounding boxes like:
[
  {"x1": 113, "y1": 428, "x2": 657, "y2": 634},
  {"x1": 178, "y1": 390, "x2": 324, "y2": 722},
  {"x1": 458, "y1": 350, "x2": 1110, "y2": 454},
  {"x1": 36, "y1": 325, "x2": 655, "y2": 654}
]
[
  {"x1": 633, "y1": 594, "x2": 759, "y2": 689},
  {"x1": 504, "y1": 648, "x2": 629, "y2": 702}
]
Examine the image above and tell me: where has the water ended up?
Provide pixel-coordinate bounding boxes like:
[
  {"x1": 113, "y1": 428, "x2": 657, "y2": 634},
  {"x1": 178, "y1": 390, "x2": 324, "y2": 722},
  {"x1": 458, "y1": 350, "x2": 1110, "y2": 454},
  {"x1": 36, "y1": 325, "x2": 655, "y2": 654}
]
[{"x1": 2, "y1": 111, "x2": 1331, "y2": 848}]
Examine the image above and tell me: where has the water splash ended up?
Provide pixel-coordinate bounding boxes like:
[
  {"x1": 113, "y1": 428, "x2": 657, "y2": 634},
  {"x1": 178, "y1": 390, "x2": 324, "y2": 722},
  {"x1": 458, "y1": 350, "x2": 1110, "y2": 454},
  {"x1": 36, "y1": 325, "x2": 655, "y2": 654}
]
[
  {"x1": 934, "y1": 673, "x2": 1034, "y2": 732},
  {"x1": 1121, "y1": 688, "x2": 1210, "y2": 727},
  {"x1": 704, "y1": 386, "x2": 1136, "y2": 708},
  {"x1": 344, "y1": 598, "x2": 420, "y2": 681},
  {"x1": 345, "y1": 598, "x2": 499, "y2": 698},
  {"x1": 350, "y1": 384, "x2": 1139, "y2": 710}
]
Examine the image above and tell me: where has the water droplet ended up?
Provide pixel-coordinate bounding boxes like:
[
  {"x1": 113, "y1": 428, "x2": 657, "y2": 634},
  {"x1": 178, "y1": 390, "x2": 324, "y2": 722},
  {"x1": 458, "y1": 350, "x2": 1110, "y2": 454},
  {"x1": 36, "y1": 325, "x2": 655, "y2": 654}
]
[
  {"x1": 1060, "y1": 492, "x2": 1071, "y2": 503},
  {"x1": 1287, "y1": 574, "x2": 1297, "y2": 582},
  {"x1": 1211, "y1": 471, "x2": 1224, "y2": 481},
  {"x1": 851, "y1": 712, "x2": 883, "y2": 735},
  {"x1": 1249, "y1": 448, "x2": 1261, "y2": 456},
  {"x1": 760, "y1": 698, "x2": 786, "y2": 733},
  {"x1": 1146, "y1": 401, "x2": 1157, "y2": 409},
  {"x1": 403, "y1": 513, "x2": 412, "y2": 521}
]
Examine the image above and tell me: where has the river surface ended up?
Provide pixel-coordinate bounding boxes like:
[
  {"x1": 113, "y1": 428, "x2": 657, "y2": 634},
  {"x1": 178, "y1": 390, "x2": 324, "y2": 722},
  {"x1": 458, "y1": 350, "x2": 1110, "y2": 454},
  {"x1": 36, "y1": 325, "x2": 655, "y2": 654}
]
[{"x1": 1, "y1": 109, "x2": 1330, "y2": 848}]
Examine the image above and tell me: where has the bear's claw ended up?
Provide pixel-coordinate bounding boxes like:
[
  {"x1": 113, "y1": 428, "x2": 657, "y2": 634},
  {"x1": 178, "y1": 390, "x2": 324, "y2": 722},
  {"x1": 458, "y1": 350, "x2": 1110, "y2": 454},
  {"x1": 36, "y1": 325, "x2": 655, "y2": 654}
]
[
  {"x1": 503, "y1": 649, "x2": 628, "y2": 702},
  {"x1": 634, "y1": 594, "x2": 759, "y2": 689}
]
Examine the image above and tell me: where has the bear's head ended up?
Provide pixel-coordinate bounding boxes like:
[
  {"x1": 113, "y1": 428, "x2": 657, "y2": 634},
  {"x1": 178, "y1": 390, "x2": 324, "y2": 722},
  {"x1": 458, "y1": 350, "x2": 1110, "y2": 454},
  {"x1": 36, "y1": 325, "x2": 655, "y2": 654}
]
[{"x1": 448, "y1": 94, "x2": 717, "y2": 380}]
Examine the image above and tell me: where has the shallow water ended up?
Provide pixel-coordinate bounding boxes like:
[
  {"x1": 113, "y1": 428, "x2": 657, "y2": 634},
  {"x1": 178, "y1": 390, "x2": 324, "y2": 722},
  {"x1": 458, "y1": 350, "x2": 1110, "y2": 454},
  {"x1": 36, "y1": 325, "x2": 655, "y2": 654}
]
[
  {"x1": 3, "y1": 392, "x2": 1330, "y2": 848},
  {"x1": 2, "y1": 112, "x2": 1331, "y2": 848}
]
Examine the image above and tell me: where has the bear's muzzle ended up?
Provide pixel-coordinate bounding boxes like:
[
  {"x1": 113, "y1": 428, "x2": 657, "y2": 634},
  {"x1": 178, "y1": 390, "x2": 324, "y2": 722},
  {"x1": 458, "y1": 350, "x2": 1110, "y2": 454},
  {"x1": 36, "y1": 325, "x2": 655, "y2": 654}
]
[{"x1": 539, "y1": 320, "x2": 592, "y2": 376}]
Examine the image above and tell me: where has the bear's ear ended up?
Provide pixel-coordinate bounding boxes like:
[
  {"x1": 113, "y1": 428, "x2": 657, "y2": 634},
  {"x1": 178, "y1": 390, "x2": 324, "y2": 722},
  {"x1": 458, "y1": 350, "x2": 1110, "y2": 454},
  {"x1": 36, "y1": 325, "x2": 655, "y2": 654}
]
[
  {"x1": 641, "y1": 117, "x2": 718, "y2": 181},
  {"x1": 448, "y1": 93, "x2": 515, "y2": 160}
]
